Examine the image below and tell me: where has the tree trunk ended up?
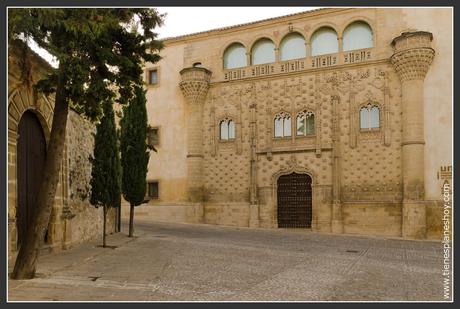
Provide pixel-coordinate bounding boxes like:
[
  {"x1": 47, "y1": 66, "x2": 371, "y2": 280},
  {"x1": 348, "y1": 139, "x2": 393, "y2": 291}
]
[
  {"x1": 128, "y1": 204, "x2": 134, "y2": 237},
  {"x1": 103, "y1": 204, "x2": 107, "y2": 248},
  {"x1": 117, "y1": 204, "x2": 121, "y2": 233},
  {"x1": 12, "y1": 70, "x2": 69, "y2": 279}
]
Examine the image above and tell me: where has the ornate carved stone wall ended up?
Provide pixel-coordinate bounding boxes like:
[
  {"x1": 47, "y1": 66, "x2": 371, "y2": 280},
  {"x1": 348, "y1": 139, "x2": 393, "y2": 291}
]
[
  {"x1": 144, "y1": 8, "x2": 451, "y2": 240},
  {"x1": 199, "y1": 64, "x2": 403, "y2": 231},
  {"x1": 202, "y1": 85, "x2": 252, "y2": 204}
]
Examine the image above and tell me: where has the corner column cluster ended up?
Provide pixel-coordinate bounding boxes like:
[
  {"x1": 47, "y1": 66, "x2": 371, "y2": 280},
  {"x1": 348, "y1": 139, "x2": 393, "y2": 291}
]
[
  {"x1": 179, "y1": 67, "x2": 212, "y2": 203},
  {"x1": 390, "y1": 31, "x2": 435, "y2": 239}
]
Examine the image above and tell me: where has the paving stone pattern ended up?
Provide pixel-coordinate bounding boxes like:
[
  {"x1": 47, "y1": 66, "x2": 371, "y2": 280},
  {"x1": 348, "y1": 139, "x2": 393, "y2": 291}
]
[{"x1": 8, "y1": 219, "x2": 445, "y2": 301}]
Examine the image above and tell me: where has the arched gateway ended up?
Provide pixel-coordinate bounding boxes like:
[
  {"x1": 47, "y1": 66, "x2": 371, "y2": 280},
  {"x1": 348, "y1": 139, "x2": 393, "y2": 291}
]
[
  {"x1": 277, "y1": 172, "x2": 312, "y2": 228},
  {"x1": 16, "y1": 110, "x2": 47, "y2": 248}
]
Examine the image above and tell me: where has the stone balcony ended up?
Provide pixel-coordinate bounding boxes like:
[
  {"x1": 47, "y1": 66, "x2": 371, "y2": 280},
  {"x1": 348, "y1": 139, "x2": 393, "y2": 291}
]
[
  {"x1": 180, "y1": 66, "x2": 212, "y2": 84},
  {"x1": 223, "y1": 47, "x2": 373, "y2": 81},
  {"x1": 179, "y1": 67, "x2": 212, "y2": 105}
]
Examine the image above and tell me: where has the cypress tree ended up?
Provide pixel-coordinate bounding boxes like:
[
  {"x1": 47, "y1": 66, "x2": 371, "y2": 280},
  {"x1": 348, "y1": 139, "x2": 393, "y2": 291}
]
[
  {"x1": 120, "y1": 86, "x2": 150, "y2": 237},
  {"x1": 90, "y1": 99, "x2": 121, "y2": 247}
]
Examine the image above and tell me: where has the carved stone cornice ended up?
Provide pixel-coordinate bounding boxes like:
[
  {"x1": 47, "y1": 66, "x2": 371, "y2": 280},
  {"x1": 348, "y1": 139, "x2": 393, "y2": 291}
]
[
  {"x1": 179, "y1": 67, "x2": 212, "y2": 104},
  {"x1": 390, "y1": 31, "x2": 435, "y2": 82}
]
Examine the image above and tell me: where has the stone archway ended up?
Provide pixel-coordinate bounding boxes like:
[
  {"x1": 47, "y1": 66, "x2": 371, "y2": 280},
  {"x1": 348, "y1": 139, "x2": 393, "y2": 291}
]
[
  {"x1": 8, "y1": 86, "x2": 62, "y2": 255},
  {"x1": 277, "y1": 172, "x2": 313, "y2": 228},
  {"x1": 16, "y1": 110, "x2": 47, "y2": 248},
  {"x1": 271, "y1": 162, "x2": 317, "y2": 229}
]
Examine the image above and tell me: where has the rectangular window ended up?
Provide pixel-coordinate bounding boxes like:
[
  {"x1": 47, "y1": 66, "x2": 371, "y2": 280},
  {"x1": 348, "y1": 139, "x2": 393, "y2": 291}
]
[
  {"x1": 274, "y1": 119, "x2": 283, "y2": 137},
  {"x1": 369, "y1": 106, "x2": 380, "y2": 128},
  {"x1": 149, "y1": 69, "x2": 158, "y2": 85},
  {"x1": 147, "y1": 181, "x2": 159, "y2": 199},
  {"x1": 284, "y1": 117, "x2": 292, "y2": 137},
  {"x1": 305, "y1": 117, "x2": 315, "y2": 135},
  {"x1": 147, "y1": 127, "x2": 160, "y2": 146},
  {"x1": 360, "y1": 108, "x2": 369, "y2": 129},
  {"x1": 228, "y1": 121, "x2": 235, "y2": 139},
  {"x1": 296, "y1": 118, "x2": 305, "y2": 136},
  {"x1": 220, "y1": 122, "x2": 228, "y2": 140}
]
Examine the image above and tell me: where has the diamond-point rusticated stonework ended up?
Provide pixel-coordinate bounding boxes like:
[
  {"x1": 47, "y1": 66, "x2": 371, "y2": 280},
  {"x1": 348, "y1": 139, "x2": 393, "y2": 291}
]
[
  {"x1": 135, "y1": 8, "x2": 451, "y2": 241},
  {"x1": 390, "y1": 31, "x2": 435, "y2": 82},
  {"x1": 179, "y1": 67, "x2": 212, "y2": 104}
]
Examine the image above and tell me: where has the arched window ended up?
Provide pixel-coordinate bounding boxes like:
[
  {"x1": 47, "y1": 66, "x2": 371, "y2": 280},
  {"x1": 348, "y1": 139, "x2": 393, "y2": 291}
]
[
  {"x1": 296, "y1": 111, "x2": 315, "y2": 136},
  {"x1": 220, "y1": 118, "x2": 235, "y2": 140},
  {"x1": 280, "y1": 33, "x2": 306, "y2": 61},
  {"x1": 223, "y1": 43, "x2": 247, "y2": 69},
  {"x1": 251, "y1": 38, "x2": 275, "y2": 65},
  {"x1": 193, "y1": 62, "x2": 204, "y2": 68},
  {"x1": 274, "y1": 112, "x2": 291, "y2": 137},
  {"x1": 310, "y1": 27, "x2": 339, "y2": 56},
  {"x1": 360, "y1": 103, "x2": 380, "y2": 129},
  {"x1": 228, "y1": 120, "x2": 235, "y2": 139},
  {"x1": 343, "y1": 21, "x2": 373, "y2": 51}
]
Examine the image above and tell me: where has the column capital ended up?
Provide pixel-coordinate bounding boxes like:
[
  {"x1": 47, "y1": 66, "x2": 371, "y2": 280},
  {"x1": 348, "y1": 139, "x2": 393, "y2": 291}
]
[
  {"x1": 179, "y1": 67, "x2": 212, "y2": 105},
  {"x1": 390, "y1": 31, "x2": 435, "y2": 82}
]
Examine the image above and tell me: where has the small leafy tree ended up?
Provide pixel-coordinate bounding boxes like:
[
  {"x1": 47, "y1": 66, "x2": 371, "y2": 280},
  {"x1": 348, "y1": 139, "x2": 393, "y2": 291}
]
[
  {"x1": 90, "y1": 100, "x2": 121, "y2": 247},
  {"x1": 120, "y1": 86, "x2": 150, "y2": 237},
  {"x1": 9, "y1": 8, "x2": 163, "y2": 279}
]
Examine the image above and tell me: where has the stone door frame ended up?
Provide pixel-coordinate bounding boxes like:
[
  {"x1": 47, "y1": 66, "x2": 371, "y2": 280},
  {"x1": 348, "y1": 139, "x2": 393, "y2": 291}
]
[
  {"x1": 16, "y1": 110, "x2": 48, "y2": 247},
  {"x1": 8, "y1": 86, "x2": 68, "y2": 256},
  {"x1": 271, "y1": 165, "x2": 317, "y2": 230}
]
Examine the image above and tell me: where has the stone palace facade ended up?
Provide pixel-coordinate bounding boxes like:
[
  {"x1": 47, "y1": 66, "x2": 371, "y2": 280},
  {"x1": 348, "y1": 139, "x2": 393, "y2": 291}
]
[{"x1": 134, "y1": 8, "x2": 451, "y2": 239}]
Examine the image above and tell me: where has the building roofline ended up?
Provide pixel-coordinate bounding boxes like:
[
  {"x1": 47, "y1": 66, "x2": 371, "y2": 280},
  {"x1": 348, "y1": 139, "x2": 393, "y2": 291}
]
[{"x1": 161, "y1": 7, "x2": 352, "y2": 45}]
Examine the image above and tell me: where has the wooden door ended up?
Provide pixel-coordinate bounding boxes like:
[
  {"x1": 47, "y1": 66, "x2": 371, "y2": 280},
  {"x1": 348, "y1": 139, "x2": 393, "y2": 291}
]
[
  {"x1": 17, "y1": 111, "x2": 47, "y2": 248},
  {"x1": 277, "y1": 172, "x2": 312, "y2": 228}
]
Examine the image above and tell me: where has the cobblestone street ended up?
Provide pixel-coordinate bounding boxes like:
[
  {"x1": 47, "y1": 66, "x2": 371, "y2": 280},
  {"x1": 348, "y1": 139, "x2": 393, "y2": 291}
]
[{"x1": 8, "y1": 219, "x2": 446, "y2": 301}]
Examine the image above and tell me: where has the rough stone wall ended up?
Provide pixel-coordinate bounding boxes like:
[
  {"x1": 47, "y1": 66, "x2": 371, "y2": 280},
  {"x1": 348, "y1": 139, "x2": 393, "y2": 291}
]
[
  {"x1": 8, "y1": 41, "x2": 119, "y2": 257},
  {"x1": 66, "y1": 110, "x2": 117, "y2": 246},
  {"x1": 8, "y1": 41, "x2": 66, "y2": 255}
]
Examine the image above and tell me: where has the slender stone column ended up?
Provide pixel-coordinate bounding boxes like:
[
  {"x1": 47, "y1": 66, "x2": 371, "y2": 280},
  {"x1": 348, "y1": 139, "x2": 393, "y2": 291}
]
[
  {"x1": 248, "y1": 103, "x2": 259, "y2": 228},
  {"x1": 179, "y1": 67, "x2": 212, "y2": 203},
  {"x1": 390, "y1": 31, "x2": 435, "y2": 239},
  {"x1": 331, "y1": 94, "x2": 343, "y2": 234}
]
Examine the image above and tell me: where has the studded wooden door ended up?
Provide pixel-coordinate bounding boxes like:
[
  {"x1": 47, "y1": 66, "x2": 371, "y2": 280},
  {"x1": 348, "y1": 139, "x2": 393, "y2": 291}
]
[
  {"x1": 277, "y1": 172, "x2": 312, "y2": 228},
  {"x1": 17, "y1": 111, "x2": 47, "y2": 248}
]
